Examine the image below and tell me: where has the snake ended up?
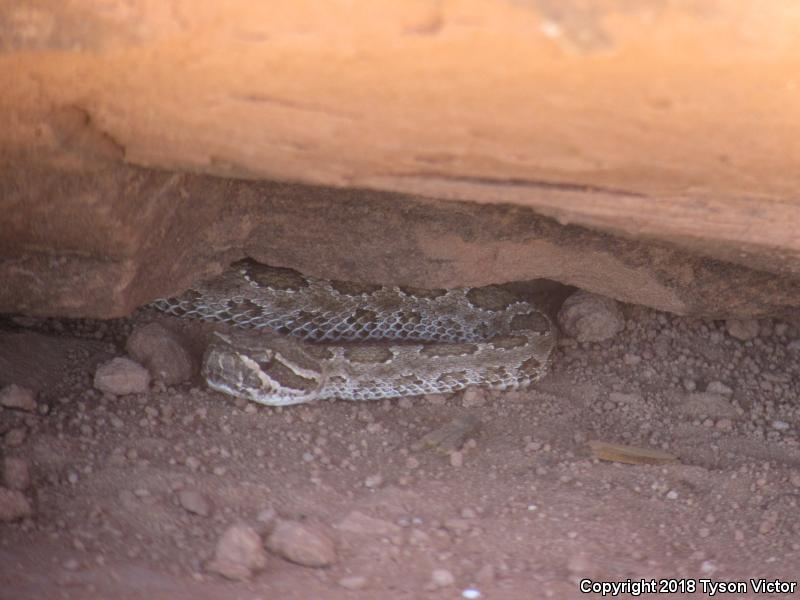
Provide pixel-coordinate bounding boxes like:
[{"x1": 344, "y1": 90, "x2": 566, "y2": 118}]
[{"x1": 151, "y1": 259, "x2": 556, "y2": 406}]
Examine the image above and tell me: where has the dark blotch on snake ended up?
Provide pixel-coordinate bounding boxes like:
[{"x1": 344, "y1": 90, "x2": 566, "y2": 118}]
[
  {"x1": 421, "y1": 342, "x2": 479, "y2": 358},
  {"x1": 239, "y1": 260, "x2": 309, "y2": 291},
  {"x1": 330, "y1": 280, "x2": 383, "y2": 296},
  {"x1": 465, "y1": 285, "x2": 517, "y2": 312},
  {"x1": 343, "y1": 345, "x2": 394, "y2": 363}
]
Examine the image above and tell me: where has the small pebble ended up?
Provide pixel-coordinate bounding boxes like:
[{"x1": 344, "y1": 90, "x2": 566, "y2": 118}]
[
  {"x1": 178, "y1": 488, "x2": 212, "y2": 517},
  {"x1": 125, "y1": 323, "x2": 194, "y2": 385},
  {"x1": 206, "y1": 523, "x2": 268, "y2": 581},
  {"x1": 94, "y1": 357, "x2": 151, "y2": 395},
  {"x1": 706, "y1": 381, "x2": 733, "y2": 395},
  {"x1": 336, "y1": 510, "x2": 401, "y2": 536},
  {"x1": 62, "y1": 558, "x2": 80, "y2": 571},
  {"x1": 725, "y1": 319, "x2": 759, "y2": 341},
  {"x1": 184, "y1": 456, "x2": 201, "y2": 471},
  {"x1": 266, "y1": 520, "x2": 337, "y2": 567},
  {"x1": 623, "y1": 353, "x2": 642, "y2": 366},
  {"x1": 338, "y1": 575, "x2": 368, "y2": 590},
  {"x1": 0, "y1": 487, "x2": 32, "y2": 521},
  {"x1": 364, "y1": 473, "x2": 383, "y2": 488},
  {"x1": 461, "y1": 387, "x2": 486, "y2": 407},
  {"x1": 557, "y1": 291, "x2": 625, "y2": 343},
  {"x1": 431, "y1": 568, "x2": 455, "y2": 587},
  {"x1": 0, "y1": 384, "x2": 37, "y2": 412}
]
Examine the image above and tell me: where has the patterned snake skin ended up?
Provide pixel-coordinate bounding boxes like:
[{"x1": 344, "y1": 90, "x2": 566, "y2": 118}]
[{"x1": 152, "y1": 260, "x2": 556, "y2": 406}]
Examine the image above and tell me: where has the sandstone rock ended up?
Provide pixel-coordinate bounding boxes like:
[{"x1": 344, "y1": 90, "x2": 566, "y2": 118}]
[
  {"x1": 206, "y1": 523, "x2": 268, "y2": 581},
  {"x1": 93, "y1": 358, "x2": 151, "y2": 395},
  {"x1": 2, "y1": 164, "x2": 800, "y2": 323},
  {"x1": 3, "y1": 3, "x2": 800, "y2": 321},
  {"x1": 558, "y1": 291, "x2": 625, "y2": 343},
  {"x1": 265, "y1": 520, "x2": 336, "y2": 568},
  {"x1": 0, "y1": 487, "x2": 32, "y2": 521},
  {"x1": 0, "y1": 385, "x2": 37, "y2": 412},
  {"x1": 126, "y1": 323, "x2": 193, "y2": 385}
]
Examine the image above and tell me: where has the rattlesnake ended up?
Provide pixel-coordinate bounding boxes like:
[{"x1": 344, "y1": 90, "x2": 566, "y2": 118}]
[{"x1": 152, "y1": 259, "x2": 556, "y2": 406}]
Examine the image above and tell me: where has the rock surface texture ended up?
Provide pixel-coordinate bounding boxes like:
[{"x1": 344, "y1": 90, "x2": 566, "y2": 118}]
[{"x1": 1, "y1": 1, "x2": 799, "y2": 320}]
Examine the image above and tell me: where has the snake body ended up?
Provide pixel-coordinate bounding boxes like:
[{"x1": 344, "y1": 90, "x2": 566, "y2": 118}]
[{"x1": 152, "y1": 260, "x2": 556, "y2": 406}]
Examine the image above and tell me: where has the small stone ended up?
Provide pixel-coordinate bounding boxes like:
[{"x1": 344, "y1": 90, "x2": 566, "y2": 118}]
[
  {"x1": 266, "y1": 520, "x2": 337, "y2": 567},
  {"x1": 557, "y1": 290, "x2": 625, "y2": 343},
  {"x1": 413, "y1": 415, "x2": 480, "y2": 453},
  {"x1": 62, "y1": 558, "x2": 81, "y2": 571},
  {"x1": 336, "y1": 510, "x2": 401, "y2": 536},
  {"x1": 449, "y1": 451, "x2": 464, "y2": 468},
  {"x1": 364, "y1": 473, "x2": 383, "y2": 488},
  {"x1": 461, "y1": 387, "x2": 486, "y2": 407},
  {"x1": 706, "y1": 381, "x2": 733, "y2": 395},
  {"x1": 206, "y1": 523, "x2": 268, "y2": 581},
  {"x1": 3, "y1": 458, "x2": 30, "y2": 491},
  {"x1": 126, "y1": 323, "x2": 194, "y2": 385},
  {"x1": 700, "y1": 560, "x2": 717, "y2": 575},
  {"x1": 0, "y1": 487, "x2": 32, "y2": 521},
  {"x1": 338, "y1": 575, "x2": 368, "y2": 590},
  {"x1": 178, "y1": 488, "x2": 212, "y2": 517},
  {"x1": 184, "y1": 456, "x2": 201, "y2": 471},
  {"x1": 94, "y1": 357, "x2": 151, "y2": 395},
  {"x1": 257, "y1": 506, "x2": 278, "y2": 525},
  {"x1": 4, "y1": 428, "x2": 26, "y2": 447},
  {"x1": 725, "y1": 319, "x2": 759, "y2": 341},
  {"x1": 431, "y1": 568, "x2": 455, "y2": 587},
  {"x1": 0, "y1": 385, "x2": 37, "y2": 412},
  {"x1": 771, "y1": 420, "x2": 790, "y2": 431},
  {"x1": 622, "y1": 353, "x2": 642, "y2": 366}
]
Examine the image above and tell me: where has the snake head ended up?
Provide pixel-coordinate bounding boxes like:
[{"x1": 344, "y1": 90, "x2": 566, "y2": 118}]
[{"x1": 202, "y1": 330, "x2": 325, "y2": 406}]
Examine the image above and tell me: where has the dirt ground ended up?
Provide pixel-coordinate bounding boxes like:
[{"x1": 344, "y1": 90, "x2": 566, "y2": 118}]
[{"x1": 1, "y1": 299, "x2": 799, "y2": 599}]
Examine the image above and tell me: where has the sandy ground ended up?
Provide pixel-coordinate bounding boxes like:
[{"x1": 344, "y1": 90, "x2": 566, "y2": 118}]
[{"x1": 1, "y1": 301, "x2": 799, "y2": 599}]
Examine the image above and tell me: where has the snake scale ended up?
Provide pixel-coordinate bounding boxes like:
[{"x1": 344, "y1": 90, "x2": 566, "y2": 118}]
[{"x1": 152, "y1": 260, "x2": 557, "y2": 406}]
